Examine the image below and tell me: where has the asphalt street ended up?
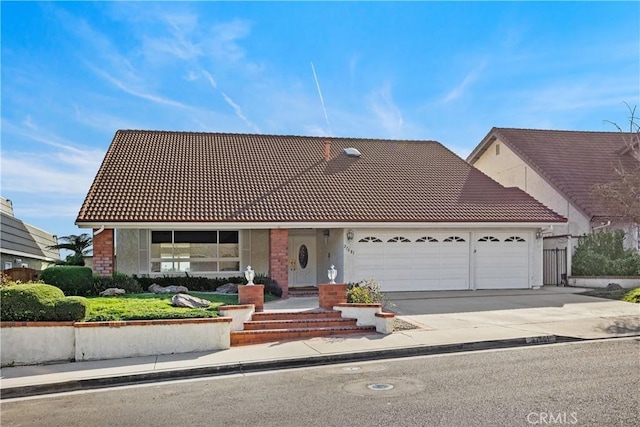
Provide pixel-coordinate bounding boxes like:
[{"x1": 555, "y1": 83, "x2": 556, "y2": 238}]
[{"x1": 2, "y1": 338, "x2": 639, "y2": 427}]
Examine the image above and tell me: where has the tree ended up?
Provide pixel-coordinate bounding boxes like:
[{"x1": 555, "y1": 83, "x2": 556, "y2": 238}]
[
  {"x1": 48, "y1": 234, "x2": 93, "y2": 266},
  {"x1": 593, "y1": 103, "x2": 640, "y2": 223}
]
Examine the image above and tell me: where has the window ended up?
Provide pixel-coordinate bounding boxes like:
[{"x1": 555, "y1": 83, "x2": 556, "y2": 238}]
[
  {"x1": 150, "y1": 230, "x2": 239, "y2": 273},
  {"x1": 478, "y1": 236, "x2": 500, "y2": 242},
  {"x1": 505, "y1": 236, "x2": 526, "y2": 242},
  {"x1": 444, "y1": 236, "x2": 465, "y2": 242},
  {"x1": 387, "y1": 236, "x2": 411, "y2": 242},
  {"x1": 359, "y1": 236, "x2": 383, "y2": 243},
  {"x1": 495, "y1": 143, "x2": 500, "y2": 155},
  {"x1": 4, "y1": 262, "x2": 12, "y2": 270},
  {"x1": 416, "y1": 236, "x2": 438, "y2": 242}
]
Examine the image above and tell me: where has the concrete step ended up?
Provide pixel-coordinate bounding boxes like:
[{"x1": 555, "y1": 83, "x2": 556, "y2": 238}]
[
  {"x1": 230, "y1": 325, "x2": 377, "y2": 346},
  {"x1": 243, "y1": 318, "x2": 357, "y2": 330},
  {"x1": 252, "y1": 310, "x2": 342, "y2": 321}
]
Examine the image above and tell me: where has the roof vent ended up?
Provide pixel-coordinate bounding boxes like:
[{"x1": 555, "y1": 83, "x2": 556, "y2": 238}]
[{"x1": 343, "y1": 147, "x2": 361, "y2": 158}]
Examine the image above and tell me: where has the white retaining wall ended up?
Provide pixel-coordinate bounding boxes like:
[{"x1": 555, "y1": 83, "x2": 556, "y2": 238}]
[
  {"x1": 569, "y1": 277, "x2": 640, "y2": 289},
  {"x1": 1, "y1": 322, "x2": 75, "y2": 366}
]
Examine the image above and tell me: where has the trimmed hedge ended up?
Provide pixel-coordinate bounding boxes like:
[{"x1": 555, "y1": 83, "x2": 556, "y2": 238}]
[
  {"x1": 134, "y1": 273, "x2": 282, "y2": 297},
  {"x1": 0, "y1": 283, "x2": 87, "y2": 321},
  {"x1": 40, "y1": 266, "x2": 94, "y2": 296},
  {"x1": 93, "y1": 272, "x2": 143, "y2": 295}
]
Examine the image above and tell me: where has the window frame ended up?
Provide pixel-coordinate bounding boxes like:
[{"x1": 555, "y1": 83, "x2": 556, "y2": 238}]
[{"x1": 149, "y1": 230, "x2": 240, "y2": 274}]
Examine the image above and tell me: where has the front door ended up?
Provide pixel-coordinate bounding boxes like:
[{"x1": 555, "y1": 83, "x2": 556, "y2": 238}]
[{"x1": 288, "y1": 235, "x2": 317, "y2": 287}]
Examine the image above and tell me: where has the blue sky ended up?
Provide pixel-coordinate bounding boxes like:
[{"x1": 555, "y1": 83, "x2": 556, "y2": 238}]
[{"x1": 1, "y1": 1, "x2": 639, "y2": 243}]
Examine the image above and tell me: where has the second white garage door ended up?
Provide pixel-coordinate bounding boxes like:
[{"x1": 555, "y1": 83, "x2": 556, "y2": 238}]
[
  {"x1": 354, "y1": 231, "x2": 470, "y2": 291},
  {"x1": 474, "y1": 232, "x2": 530, "y2": 289}
]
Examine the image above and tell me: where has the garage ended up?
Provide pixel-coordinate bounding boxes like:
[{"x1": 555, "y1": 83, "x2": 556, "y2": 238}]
[
  {"x1": 353, "y1": 231, "x2": 471, "y2": 291},
  {"x1": 474, "y1": 232, "x2": 530, "y2": 289},
  {"x1": 352, "y1": 230, "x2": 531, "y2": 291}
]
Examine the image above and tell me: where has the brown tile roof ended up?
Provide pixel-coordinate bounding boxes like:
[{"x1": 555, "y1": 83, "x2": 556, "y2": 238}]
[
  {"x1": 76, "y1": 131, "x2": 566, "y2": 224},
  {"x1": 469, "y1": 128, "x2": 638, "y2": 219}
]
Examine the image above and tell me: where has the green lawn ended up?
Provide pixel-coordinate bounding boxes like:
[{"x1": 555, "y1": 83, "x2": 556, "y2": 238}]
[
  {"x1": 85, "y1": 292, "x2": 278, "y2": 322},
  {"x1": 580, "y1": 287, "x2": 640, "y2": 304}
]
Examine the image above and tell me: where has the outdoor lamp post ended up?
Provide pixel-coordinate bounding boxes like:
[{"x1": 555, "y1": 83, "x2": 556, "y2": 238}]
[
  {"x1": 328, "y1": 265, "x2": 337, "y2": 284},
  {"x1": 245, "y1": 265, "x2": 255, "y2": 286}
]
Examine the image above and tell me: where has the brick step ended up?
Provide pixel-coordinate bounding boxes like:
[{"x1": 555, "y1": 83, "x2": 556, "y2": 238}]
[
  {"x1": 288, "y1": 287, "x2": 319, "y2": 297},
  {"x1": 230, "y1": 325, "x2": 377, "y2": 346},
  {"x1": 243, "y1": 318, "x2": 357, "y2": 330},
  {"x1": 252, "y1": 310, "x2": 342, "y2": 321}
]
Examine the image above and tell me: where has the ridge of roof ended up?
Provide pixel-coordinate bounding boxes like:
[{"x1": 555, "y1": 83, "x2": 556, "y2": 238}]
[{"x1": 76, "y1": 130, "x2": 567, "y2": 225}]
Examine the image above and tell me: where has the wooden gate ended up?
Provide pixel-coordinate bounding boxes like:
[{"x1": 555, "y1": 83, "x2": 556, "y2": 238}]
[{"x1": 543, "y1": 249, "x2": 567, "y2": 286}]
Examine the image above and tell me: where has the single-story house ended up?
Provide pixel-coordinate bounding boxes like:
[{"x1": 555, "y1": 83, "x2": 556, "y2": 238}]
[
  {"x1": 1, "y1": 197, "x2": 60, "y2": 271},
  {"x1": 76, "y1": 130, "x2": 566, "y2": 297},
  {"x1": 467, "y1": 128, "x2": 640, "y2": 283}
]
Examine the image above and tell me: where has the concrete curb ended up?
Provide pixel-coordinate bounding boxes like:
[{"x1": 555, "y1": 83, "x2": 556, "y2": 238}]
[{"x1": 1, "y1": 334, "x2": 584, "y2": 399}]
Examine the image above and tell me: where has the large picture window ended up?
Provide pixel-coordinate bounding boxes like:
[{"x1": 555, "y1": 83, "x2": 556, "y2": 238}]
[{"x1": 150, "y1": 230, "x2": 240, "y2": 273}]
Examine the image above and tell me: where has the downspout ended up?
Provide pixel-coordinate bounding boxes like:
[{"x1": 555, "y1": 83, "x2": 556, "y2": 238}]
[{"x1": 591, "y1": 220, "x2": 611, "y2": 232}]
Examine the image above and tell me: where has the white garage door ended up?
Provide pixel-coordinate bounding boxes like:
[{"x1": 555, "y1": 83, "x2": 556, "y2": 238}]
[
  {"x1": 354, "y1": 231, "x2": 470, "y2": 291},
  {"x1": 475, "y1": 233, "x2": 529, "y2": 289}
]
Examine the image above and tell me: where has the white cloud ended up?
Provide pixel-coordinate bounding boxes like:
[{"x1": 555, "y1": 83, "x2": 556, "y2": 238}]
[
  {"x1": 441, "y1": 60, "x2": 487, "y2": 103},
  {"x1": 368, "y1": 83, "x2": 403, "y2": 138},
  {"x1": 221, "y1": 92, "x2": 260, "y2": 133}
]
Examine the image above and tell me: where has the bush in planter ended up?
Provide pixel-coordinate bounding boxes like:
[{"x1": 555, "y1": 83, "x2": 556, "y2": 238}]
[
  {"x1": 0, "y1": 283, "x2": 87, "y2": 321},
  {"x1": 347, "y1": 279, "x2": 385, "y2": 304},
  {"x1": 40, "y1": 266, "x2": 93, "y2": 296},
  {"x1": 93, "y1": 272, "x2": 142, "y2": 295},
  {"x1": 572, "y1": 230, "x2": 640, "y2": 276},
  {"x1": 254, "y1": 274, "x2": 282, "y2": 298}
]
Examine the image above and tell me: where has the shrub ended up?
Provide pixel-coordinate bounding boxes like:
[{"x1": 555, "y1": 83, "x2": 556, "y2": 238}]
[
  {"x1": 133, "y1": 273, "x2": 279, "y2": 296},
  {"x1": 0, "y1": 283, "x2": 87, "y2": 321},
  {"x1": 93, "y1": 272, "x2": 143, "y2": 295},
  {"x1": 40, "y1": 266, "x2": 93, "y2": 296},
  {"x1": 254, "y1": 274, "x2": 282, "y2": 298},
  {"x1": 622, "y1": 288, "x2": 640, "y2": 304},
  {"x1": 347, "y1": 279, "x2": 385, "y2": 304},
  {"x1": 50, "y1": 296, "x2": 88, "y2": 321},
  {"x1": 572, "y1": 230, "x2": 640, "y2": 276}
]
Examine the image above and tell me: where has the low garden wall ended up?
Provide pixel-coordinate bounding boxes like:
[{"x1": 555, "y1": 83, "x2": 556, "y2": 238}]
[
  {"x1": 568, "y1": 276, "x2": 640, "y2": 288},
  {"x1": 1, "y1": 317, "x2": 232, "y2": 366},
  {"x1": 333, "y1": 303, "x2": 395, "y2": 334},
  {"x1": 218, "y1": 304, "x2": 254, "y2": 331},
  {"x1": 1, "y1": 322, "x2": 75, "y2": 366}
]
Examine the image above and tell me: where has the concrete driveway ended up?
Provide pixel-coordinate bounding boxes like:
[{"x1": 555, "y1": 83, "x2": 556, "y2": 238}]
[{"x1": 385, "y1": 286, "x2": 640, "y2": 340}]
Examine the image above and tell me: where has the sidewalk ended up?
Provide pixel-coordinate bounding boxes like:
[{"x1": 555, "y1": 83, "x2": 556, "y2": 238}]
[{"x1": 2, "y1": 287, "x2": 639, "y2": 399}]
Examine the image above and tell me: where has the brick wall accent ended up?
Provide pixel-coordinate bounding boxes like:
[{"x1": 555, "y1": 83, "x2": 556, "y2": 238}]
[
  {"x1": 93, "y1": 228, "x2": 114, "y2": 276},
  {"x1": 238, "y1": 285, "x2": 264, "y2": 312},
  {"x1": 269, "y1": 229, "x2": 289, "y2": 298},
  {"x1": 318, "y1": 283, "x2": 347, "y2": 310}
]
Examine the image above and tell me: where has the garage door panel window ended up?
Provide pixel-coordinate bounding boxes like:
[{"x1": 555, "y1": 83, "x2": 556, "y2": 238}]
[
  {"x1": 359, "y1": 236, "x2": 383, "y2": 243},
  {"x1": 505, "y1": 236, "x2": 526, "y2": 242},
  {"x1": 478, "y1": 236, "x2": 500, "y2": 242},
  {"x1": 387, "y1": 236, "x2": 411, "y2": 242},
  {"x1": 416, "y1": 236, "x2": 439, "y2": 242},
  {"x1": 443, "y1": 236, "x2": 466, "y2": 242}
]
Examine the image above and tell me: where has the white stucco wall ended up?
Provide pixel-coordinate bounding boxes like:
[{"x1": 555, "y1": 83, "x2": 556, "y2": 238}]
[
  {"x1": 472, "y1": 139, "x2": 590, "y2": 237},
  {"x1": 248, "y1": 229, "x2": 269, "y2": 275},
  {"x1": 1, "y1": 323, "x2": 75, "y2": 366},
  {"x1": 315, "y1": 228, "x2": 345, "y2": 284},
  {"x1": 75, "y1": 319, "x2": 231, "y2": 361},
  {"x1": 116, "y1": 229, "x2": 139, "y2": 274}
]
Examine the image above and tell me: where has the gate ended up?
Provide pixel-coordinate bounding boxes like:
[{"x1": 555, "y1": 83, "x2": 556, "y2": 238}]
[{"x1": 543, "y1": 248, "x2": 567, "y2": 286}]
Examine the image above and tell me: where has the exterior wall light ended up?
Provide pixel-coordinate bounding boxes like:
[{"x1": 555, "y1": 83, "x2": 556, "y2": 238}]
[
  {"x1": 244, "y1": 265, "x2": 255, "y2": 285},
  {"x1": 328, "y1": 265, "x2": 337, "y2": 284},
  {"x1": 346, "y1": 229, "x2": 354, "y2": 241}
]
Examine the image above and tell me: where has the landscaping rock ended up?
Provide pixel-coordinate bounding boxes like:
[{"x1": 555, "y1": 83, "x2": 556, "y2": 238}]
[
  {"x1": 606, "y1": 283, "x2": 623, "y2": 291},
  {"x1": 216, "y1": 283, "x2": 238, "y2": 294},
  {"x1": 149, "y1": 284, "x2": 189, "y2": 294},
  {"x1": 99, "y1": 287, "x2": 126, "y2": 296},
  {"x1": 171, "y1": 294, "x2": 211, "y2": 308}
]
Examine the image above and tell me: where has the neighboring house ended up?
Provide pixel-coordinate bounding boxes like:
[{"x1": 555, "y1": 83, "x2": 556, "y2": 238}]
[
  {"x1": 76, "y1": 130, "x2": 566, "y2": 297},
  {"x1": 467, "y1": 128, "x2": 640, "y2": 283},
  {"x1": 1, "y1": 197, "x2": 60, "y2": 271}
]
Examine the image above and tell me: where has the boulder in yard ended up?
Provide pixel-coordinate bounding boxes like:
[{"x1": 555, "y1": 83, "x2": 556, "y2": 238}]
[
  {"x1": 149, "y1": 283, "x2": 189, "y2": 294},
  {"x1": 606, "y1": 283, "x2": 623, "y2": 291},
  {"x1": 99, "y1": 287, "x2": 126, "y2": 296},
  {"x1": 171, "y1": 294, "x2": 211, "y2": 308},
  {"x1": 216, "y1": 283, "x2": 238, "y2": 294}
]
